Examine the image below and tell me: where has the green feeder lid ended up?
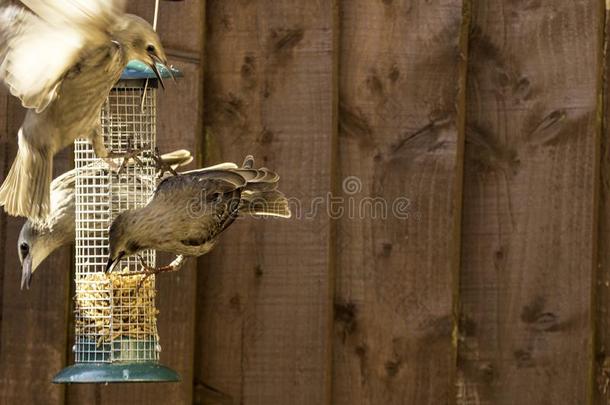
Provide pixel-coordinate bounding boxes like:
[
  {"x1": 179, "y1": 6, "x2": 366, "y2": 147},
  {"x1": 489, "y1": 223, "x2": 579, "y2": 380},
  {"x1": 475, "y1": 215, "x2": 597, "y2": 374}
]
[
  {"x1": 121, "y1": 60, "x2": 183, "y2": 80},
  {"x1": 52, "y1": 362, "x2": 181, "y2": 384}
]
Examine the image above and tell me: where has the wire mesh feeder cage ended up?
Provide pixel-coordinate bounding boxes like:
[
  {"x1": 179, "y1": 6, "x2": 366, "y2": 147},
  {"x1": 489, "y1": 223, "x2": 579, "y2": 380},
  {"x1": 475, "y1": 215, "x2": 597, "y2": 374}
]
[{"x1": 53, "y1": 61, "x2": 182, "y2": 384}]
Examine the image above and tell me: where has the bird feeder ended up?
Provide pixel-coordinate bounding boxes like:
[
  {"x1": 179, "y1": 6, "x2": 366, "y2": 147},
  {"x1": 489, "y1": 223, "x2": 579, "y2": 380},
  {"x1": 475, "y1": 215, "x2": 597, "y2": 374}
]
[{"x1": 53, "y1": 61, "x2": 182, "y2": 383}]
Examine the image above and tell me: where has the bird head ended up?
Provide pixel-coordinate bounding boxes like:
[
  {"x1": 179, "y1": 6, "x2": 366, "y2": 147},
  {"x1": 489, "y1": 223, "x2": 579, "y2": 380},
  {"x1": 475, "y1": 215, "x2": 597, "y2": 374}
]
[
  {"x1": 18, "y1": 221, "x2": 53, "y2": 290},
  {"x1": 106, "y1": 212, "x2": 142, "y2": 273},
  {"x1": 115, "y1": 14, "x2": 170, "y2": 88}
]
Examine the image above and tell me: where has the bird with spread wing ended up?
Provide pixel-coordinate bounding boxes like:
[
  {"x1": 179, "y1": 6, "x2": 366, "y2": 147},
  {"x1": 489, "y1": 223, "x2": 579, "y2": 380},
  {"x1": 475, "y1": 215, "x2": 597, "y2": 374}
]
[
  {"x1": 0, "y1": 0, "x2": 170, "y2": 221},
  {"x1": 106, "y1": 156, "x2": 292, "y2": 278}
]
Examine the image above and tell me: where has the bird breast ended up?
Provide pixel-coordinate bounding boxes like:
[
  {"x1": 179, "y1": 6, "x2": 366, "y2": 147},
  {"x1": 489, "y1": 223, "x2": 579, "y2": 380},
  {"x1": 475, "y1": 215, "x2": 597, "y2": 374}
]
[
  {"x1": 163, "y1": 240, "x2": 216, "y2": 257},
  {"x1": 38, "y1": 44, "x2": 126, "y2": 148}
]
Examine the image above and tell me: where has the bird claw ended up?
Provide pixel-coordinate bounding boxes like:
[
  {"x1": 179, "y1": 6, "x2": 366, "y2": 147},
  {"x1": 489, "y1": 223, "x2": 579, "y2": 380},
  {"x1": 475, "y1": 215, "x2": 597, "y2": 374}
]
[
  {"x1": 102, "y1": 157, "x2": 121, "y2": 172},
  {"x1": 131, "y1": 255, "x2": 186, "y2": 291},
  {"x1": 117, "y1": 255, "x2": 186, "y2": 291},
  {"x1": 135, "y1": 256, "x2": 156, "y2": 291},
  {"x1": 149, "y1": 147, "x2": 179, "y2": 178},
  {"x1": 107, "y1": 139, "x2": 149, "y2": 174}
]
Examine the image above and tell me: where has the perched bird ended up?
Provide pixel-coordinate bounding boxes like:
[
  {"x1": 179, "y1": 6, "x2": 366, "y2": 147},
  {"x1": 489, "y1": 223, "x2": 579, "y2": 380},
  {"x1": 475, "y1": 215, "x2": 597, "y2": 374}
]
[
  {"x1": 0, "y1": 0, "x2": 169, "y2": 221},
  {"x1": 18, "y1": 149, "x2": 193, "y2": 290},
  {"x1": 106, "y1": 156, "x2": 291, "y2": 275}
]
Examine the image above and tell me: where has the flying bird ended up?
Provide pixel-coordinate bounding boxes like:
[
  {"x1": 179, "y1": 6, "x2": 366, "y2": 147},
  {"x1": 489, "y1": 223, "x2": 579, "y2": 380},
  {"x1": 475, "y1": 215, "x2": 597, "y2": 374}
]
[
  {"x1": 0, "y1": 0, "x2": 169, "y2": 221},
  {"x1": 106, "y1": 156, "x2": 291, "y2": 275},
  {"x1": 18, "y1": 149, "x2": 193, "y2": 290}
]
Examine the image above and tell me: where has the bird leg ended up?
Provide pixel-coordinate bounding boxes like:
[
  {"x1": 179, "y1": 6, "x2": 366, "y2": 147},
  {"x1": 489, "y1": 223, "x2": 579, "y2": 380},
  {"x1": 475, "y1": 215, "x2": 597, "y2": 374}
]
[
  {"x1": 90, "y1": 127, "x2": 123, "y2": 171},
  {"x1": 130, "y1": 255, "x2": 187, "y2": 290},
  {"x1": 149, "y1": 147, "x2": 178, "y2": 178},
  {"x1": 91, "y1": 127, "x2": 144, "y2": 172},
  {"x1": 91, "y1": 127, "x2": 109, "y2": 158},
  {"x1": 106, "y1": 138, "x2": 148, "y2": 174}
]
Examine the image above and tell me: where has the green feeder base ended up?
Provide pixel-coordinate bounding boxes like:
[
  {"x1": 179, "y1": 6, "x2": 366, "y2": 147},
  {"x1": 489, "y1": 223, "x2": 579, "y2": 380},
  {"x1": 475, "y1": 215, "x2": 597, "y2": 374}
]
[{"x1": 52, "y1": 363, "x2": 180, "y2": 384}]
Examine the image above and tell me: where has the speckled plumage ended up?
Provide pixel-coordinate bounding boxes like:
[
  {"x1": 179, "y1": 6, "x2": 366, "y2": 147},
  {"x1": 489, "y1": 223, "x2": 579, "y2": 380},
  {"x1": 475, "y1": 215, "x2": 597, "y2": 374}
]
[{"x1": 107, "y1": 156, "x2": 291, "y2": 269}]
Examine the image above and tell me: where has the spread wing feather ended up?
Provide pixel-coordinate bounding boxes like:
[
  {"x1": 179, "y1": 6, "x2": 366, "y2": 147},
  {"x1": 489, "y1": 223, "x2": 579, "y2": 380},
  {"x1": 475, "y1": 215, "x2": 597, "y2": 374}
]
[
  {"x1": 153, "y1": 156, "x2": 290, "y2": 220},
  {"x1": 0, "y1": 0, "x2": 124, "y2": 112},
  {"x1": 19, "y1": 0, "x2": 124, "y2": 31}
]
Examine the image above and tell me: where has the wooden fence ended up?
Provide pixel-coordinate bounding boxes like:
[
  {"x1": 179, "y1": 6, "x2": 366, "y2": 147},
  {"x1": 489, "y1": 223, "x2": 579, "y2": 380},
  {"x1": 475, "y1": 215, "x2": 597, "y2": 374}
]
[{"x1": 0, "y1": 0, "x2": 609, "y2": 404}]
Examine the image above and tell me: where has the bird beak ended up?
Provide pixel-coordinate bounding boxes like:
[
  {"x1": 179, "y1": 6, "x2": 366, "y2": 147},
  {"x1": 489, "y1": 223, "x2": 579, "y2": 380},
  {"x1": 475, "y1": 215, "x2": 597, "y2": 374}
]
[
  {"x1": 105, "y1": 252, "x2": 125, "y2": 274},
  {"x1": 21, "y1": 254, "x2": 33, "y2": 290},
  {"x1": 148, "y1": 54, "x2": 166, "y2": 90}
]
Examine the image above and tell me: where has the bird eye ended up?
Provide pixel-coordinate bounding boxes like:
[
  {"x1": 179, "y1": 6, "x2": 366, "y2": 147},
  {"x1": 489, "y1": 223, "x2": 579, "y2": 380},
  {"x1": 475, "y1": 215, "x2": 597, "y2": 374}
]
[
  {"x1": 20, "y1": 242, "x2": 29, "y2": 257},
  {"x1": 146, "y1": 44, "x2": 156, "y2": 53}
]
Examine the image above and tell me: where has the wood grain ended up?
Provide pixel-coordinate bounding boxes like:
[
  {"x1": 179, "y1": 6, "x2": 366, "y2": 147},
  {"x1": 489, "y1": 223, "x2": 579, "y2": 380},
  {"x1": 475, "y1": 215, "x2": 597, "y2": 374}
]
[
  {"x1": 595, "y1": 4, "x2": 610, "y2": 404},
  {"x1": 129, "y1": 1, "x2": 202, "y2": 57},
  {"x1": 458, "y1": 1, "x2": 603, "y2": 404},
  {"x1": 332, "y1": 1, "x2": 469, "y2": 404},
  {"x1": 194, "y1": 1, "x2": 337, "y2": 403}
]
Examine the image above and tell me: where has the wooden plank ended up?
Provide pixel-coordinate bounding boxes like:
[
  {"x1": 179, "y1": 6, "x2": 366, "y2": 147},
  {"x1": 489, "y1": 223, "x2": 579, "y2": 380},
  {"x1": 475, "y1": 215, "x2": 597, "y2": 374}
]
[
  {"x1": 332, "y1": 1, "x2": 468, "y2": 404},
  {"x1": 66, "y1": 2, "x2": 203, "y2": 404},
  {"x1": 128, "y1": 1, "x2": 202, "y2": 57},
  {"x1": 595, "y1": 4, "x2": 610, "y2": 404},
  {"x1": 0, "y1": 90, "x2": 7, "y2": 357},
  {"x1": 458, "y1": 1, "x2": 603, "y2": 404},
  {"x1": 0, "y1": 100, "x2": 72, "y2": 402},
  {"x1": 194, "y1": 1, "x2": 336, "y2": 403}
]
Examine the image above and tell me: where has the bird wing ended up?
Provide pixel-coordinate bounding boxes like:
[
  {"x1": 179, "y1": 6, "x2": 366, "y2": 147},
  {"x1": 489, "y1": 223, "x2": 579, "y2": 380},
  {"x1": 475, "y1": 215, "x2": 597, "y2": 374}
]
[
  {"x1": 141, "y1": 158, "x2": 289, "y2": 253},
  {"x1": 160, "y1": 149, "x2": 194, "y2": 170},
  {"x1": 147, "y1": 172, "x2": 245, "y2": 250},
  {"x1": 155, "y1": 170, "x2": 247, "y2": 199},
  {"x1": 19, "y1": 0, "x2": 125, "y2": 34},
  {"x1": 27, "y1": 164, "x2": 78, "y2": 229},
  {"x1": 180, "y1": 162, "x2": 239, "y2": 175},
  {"x1": 50, "y1": 165, "x2": 78, "y2": 191},
  {"x1": 49, "y1": 162, "x2": 105, "y2": 225},
  {"x1": 0, "y1": 1, "x2": 124, "y2": 112},
  {"x1": 160, "y1": 156, "x2": 285, "y2": 209},
  {"x1": 0, "y1": 6, "x2": 81, "y2": 111}
]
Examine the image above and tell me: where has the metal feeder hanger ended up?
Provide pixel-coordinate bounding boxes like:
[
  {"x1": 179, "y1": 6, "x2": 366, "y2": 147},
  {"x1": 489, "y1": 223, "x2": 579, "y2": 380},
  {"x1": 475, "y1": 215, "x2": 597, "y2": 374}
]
[{"x1": 53, "y1": 61, "x2": 182, "y2": 384}]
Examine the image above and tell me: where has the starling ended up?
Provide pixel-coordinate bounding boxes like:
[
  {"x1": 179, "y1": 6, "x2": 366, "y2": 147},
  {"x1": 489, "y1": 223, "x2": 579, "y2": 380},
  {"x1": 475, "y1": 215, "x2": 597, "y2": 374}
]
[
  {"x1": 106, "y1": 156, "x2": 291, "y2": 274},
  {"x1": 18, "y1": 149, "x2": 193, "y2": 290},
  {"x1": 0, "y1": 0, "x2": 170, "y2": 221}
]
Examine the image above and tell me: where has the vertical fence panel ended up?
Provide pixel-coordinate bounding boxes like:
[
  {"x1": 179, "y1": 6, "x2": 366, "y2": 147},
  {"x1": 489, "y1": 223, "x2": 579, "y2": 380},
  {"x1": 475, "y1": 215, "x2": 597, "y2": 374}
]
[
  {"x1": 194, "y1": 1, "x2": 337, "y2": 404},
  {"x1": 332, "y1": 1, "x2": 469, "y2": 404},
  {"x1": 0, "y1": 91, "x2": 7, "y2": 356},
  {"x1": 596, "y1": 4, "x2": 610, "y2": 404},
  {"x1": 458, "y1": 1, "x2": 603, "y2": 404},
  {"x1": 0, "y1": 99, "x2": 71, "y2": 403}
]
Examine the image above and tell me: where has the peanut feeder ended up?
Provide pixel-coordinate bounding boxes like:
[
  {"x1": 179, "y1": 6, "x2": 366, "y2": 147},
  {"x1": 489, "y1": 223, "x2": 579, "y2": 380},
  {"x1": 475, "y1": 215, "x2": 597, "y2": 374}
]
[{"x1": 53, "y1": 61, "x2": 181, "y2": 383}]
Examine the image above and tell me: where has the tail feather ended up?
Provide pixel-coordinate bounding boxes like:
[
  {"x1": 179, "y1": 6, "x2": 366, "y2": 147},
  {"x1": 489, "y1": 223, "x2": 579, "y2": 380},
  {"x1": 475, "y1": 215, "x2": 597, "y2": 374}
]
[
  {"x1": 238, "y1": 156, "x2": 289, "y2": 218},
  {"x1": 241, "y1": 189, "x2": 291, "y2": 218},
  {"x1": 177, "y1": 155, "x2": 291, "y2": 218},
  {"x1": 0, "y1": 132, "x2": 52, "y2": 221},
  {"x1": 242, "y1": 155, "x2": 254, "y2": 169},
  {"x1": 233, "y1": 167, "x2": 279, "y2": 190},
  {"x1": 160, "y1": 149, "x2": 193, "y2": 170},
  {"x1": 181, "y1": 162, "x2": 238, "y2": 175}
]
